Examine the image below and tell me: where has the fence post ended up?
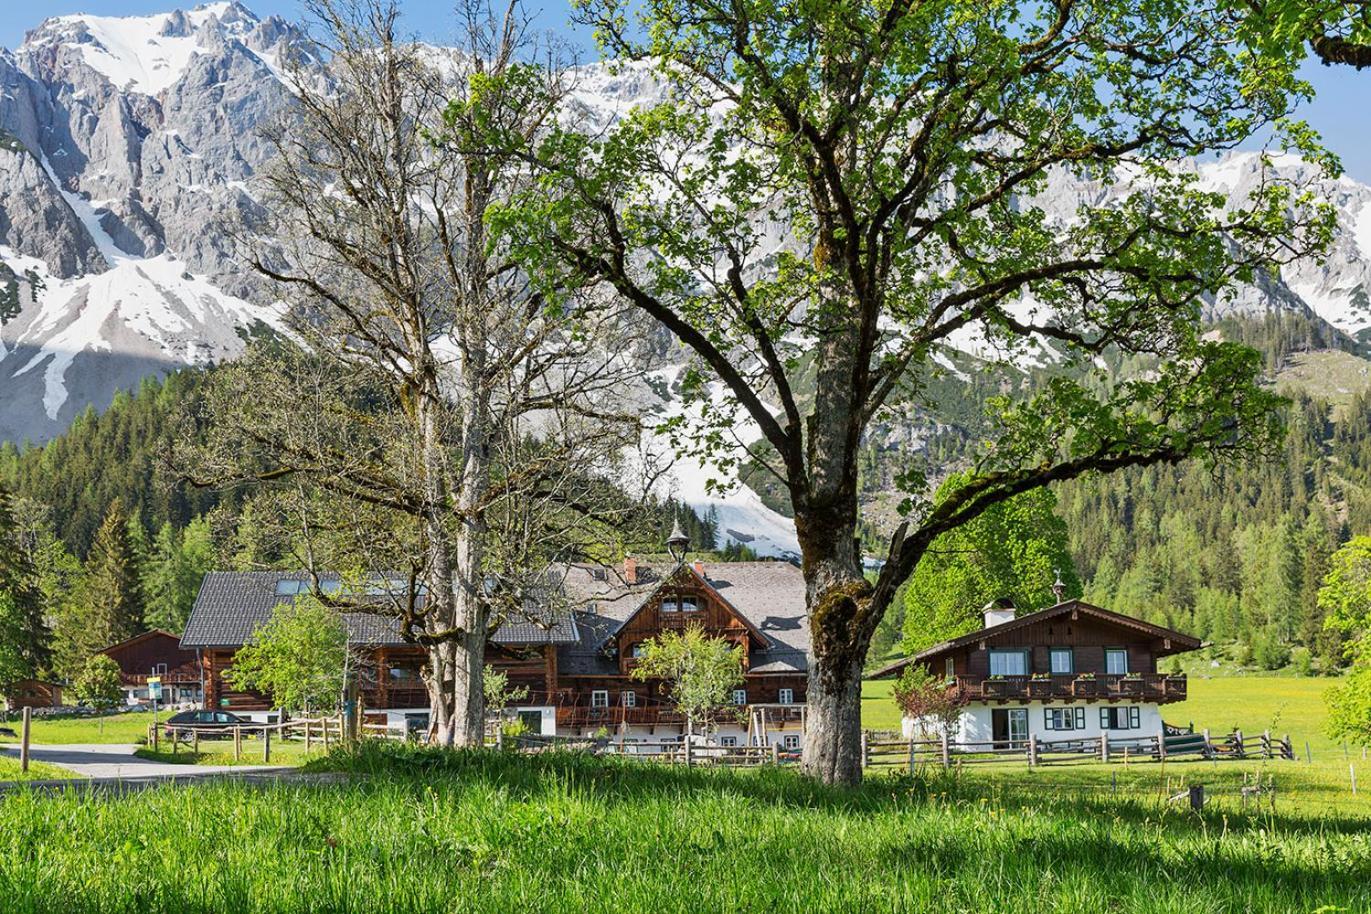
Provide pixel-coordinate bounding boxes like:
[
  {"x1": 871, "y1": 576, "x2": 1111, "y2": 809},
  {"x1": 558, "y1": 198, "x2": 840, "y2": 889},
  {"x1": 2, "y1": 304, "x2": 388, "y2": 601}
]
[
  {"x1": 323, "y1": 717, "x2": 331, "y2": 752},
  {"x1": 940, "y1": 732, "x2": 950, "y2": 769},
  {"x1": 1028, "y1": 733, "x2": 1038, "y2": 768},
  {"x1": 1189, "y1": 785, "x2": 1205, "y2": 812},
  {"x1": 1263, "y1": 729, "x2": 1272, "y2": 759},
  {"x1": 1100, "y1": 734, "x2": 1109, "y2": 764},
  {"x1": 1202, "y1": 728, "x2": 1212, "y2": 757},
  {"x1": 192, "y1": 728, "x2": 199, "y2": 755},
  {"x1": 907, "y1": 738, "x2": 916, "y2": 773},
  {"x1": 19, "y1": 706, "x2": 30, "y2": 773},
  {"x1": 1157, "y1": 728, "x2": 1167, "y2": 761},
  {"x1": 264, "y1": 725, "x2": 271, "y2": 763},
  {"x1": 152, "y1": 717, "x2": 159, "y2": 753},
  {"x1": 496, "y1": 725, "x2": 505, "y2": 751},
  {"x1": 771, "y1": 742, "x2": 780, "y2": 765},
  {"x1": 1352, "y1": 765, "x2": 1358, "y2": 796},
  {"x1": 234, "y1": 726, "x2": 241, "y2": 761},
  {"x1": 860, "y1": 730, "x2": 869, "y2": 769},
  {"x1": 1234, "y1": 729, "x2": 1243, "y2": 759},
  {"x1": 305, "y1": 721, "x2": 312, "y2": 754},
  {"x1": 685, "y1": 738, "x2": 693, "y2": 767},
  {"x1": 1306, "y1": 740, "x2": 1313, "y2": 764}
]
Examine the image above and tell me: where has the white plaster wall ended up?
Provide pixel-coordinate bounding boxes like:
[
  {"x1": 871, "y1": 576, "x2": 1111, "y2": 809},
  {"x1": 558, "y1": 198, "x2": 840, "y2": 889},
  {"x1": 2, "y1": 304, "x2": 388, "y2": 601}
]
[{"x1": 902, "y1": 701, "x2": 1166, "y2": 746}]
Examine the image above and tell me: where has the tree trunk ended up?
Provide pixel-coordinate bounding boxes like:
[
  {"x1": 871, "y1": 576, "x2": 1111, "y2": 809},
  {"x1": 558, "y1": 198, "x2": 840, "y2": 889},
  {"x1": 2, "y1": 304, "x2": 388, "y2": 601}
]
[{"x1": 796, "y1": 484, "x2": 874, "y2": 786}]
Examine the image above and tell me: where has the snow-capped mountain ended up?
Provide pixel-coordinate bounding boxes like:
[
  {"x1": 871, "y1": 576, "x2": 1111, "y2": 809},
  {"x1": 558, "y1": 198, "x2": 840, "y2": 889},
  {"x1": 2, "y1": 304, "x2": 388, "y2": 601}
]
[{"x1": 3, "y1": 3, "x2": 1371, "y2": 559}]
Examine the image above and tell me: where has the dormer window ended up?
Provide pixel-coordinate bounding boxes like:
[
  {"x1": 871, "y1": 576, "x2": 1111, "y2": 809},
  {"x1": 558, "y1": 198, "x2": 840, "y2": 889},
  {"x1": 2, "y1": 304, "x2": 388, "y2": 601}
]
[
  {"x1": 661, "y1": 596, "x2": 699, "y2": 613},
  {"x1": 630, "y1": 643, "x2": 647, "y2": 658}
]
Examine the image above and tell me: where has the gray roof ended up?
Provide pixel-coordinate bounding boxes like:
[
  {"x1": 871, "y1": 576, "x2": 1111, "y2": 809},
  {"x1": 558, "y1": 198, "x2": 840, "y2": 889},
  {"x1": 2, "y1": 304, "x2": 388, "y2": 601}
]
[
  {"x1": 182, "y1": 571, "x2": 578, "y2": 650},
  {"x1": 555, "y1": 560, "x2": 810, "y2": 676}
]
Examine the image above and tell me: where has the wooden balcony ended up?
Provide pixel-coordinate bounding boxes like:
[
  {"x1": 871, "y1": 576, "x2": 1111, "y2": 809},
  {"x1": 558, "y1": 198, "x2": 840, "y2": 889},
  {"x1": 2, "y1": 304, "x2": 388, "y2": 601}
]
[{"x1": 949, "y1": 673, "x2": 1186, "y2": 704}]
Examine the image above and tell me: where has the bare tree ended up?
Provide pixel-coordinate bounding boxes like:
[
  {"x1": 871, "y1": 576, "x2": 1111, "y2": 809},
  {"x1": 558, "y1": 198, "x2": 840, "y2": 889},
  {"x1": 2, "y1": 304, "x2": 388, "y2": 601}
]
[{"x1": 182, "y1": 0, "x2": 647, "y2": 746}]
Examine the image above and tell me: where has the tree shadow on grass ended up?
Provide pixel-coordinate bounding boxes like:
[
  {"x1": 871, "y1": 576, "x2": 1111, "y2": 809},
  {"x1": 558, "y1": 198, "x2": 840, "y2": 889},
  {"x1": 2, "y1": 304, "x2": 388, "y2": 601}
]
[{"x1": 301, "y1": 742, "x2": 1371, "y2": 838}]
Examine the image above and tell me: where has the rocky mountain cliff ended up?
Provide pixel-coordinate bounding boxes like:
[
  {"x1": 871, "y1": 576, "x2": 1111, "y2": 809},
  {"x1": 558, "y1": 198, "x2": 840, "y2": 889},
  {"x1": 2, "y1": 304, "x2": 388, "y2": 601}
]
[{"x1": 3, "y1": 2, "x2": 1371, "y2": 557}]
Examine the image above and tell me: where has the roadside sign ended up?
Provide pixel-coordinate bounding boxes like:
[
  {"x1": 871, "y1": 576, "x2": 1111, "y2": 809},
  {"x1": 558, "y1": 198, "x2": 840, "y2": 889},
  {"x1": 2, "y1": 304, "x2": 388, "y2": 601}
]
[{"x1": 148, "y1": 676, "x2": 163, "y2": 702}]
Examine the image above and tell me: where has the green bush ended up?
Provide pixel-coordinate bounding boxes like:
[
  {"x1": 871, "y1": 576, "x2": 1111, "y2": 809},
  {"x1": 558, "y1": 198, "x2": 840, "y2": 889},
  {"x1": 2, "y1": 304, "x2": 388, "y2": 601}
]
[
  {"x1": 1253, "y1": 633, "x2": 1292, "y2": 672},
  {"x1": 1290, "y1": 646, "x2": 1313, "y2": 677}
]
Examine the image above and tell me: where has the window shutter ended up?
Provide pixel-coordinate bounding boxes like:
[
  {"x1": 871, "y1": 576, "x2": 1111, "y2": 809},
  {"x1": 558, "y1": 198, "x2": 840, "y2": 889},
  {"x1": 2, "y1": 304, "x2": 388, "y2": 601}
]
[
  {"x1": 1130, "y1": 707, "x2": 1140, "y2": 728},
  {"x1": 1100, "y1": 708, "x2": 1109, "y2": 729},
  {"x1": 1044, "y1": 709, "x2": 1054, "y2": 730},
  {"x1": 1074, "y1": 707, "x2": 1085, "y2": 730}
]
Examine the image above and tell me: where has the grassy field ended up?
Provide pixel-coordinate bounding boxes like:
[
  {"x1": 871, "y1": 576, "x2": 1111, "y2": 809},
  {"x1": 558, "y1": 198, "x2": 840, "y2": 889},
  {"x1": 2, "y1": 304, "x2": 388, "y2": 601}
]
[
  {"x1": 0, "y1": 744, "x2": 1365, "y2": 913},
  {"x1": 862, "y1": 673, "x2": 1368, "y2": 816},
  {"x1": 134, "y1": 739, "x2": 320, "y2": 767},
  {"x1": 0, "y1": 754, "x2": 76, "y2": 782},
  {"x1": 0, "y1": 711, "x2": 155, "y2": 745}
]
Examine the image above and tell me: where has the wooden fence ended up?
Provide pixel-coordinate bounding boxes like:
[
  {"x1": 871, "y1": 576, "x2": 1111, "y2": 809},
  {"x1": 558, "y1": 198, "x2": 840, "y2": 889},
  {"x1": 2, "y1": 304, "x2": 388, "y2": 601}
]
[
  {"x1": 148, "y1": 715, "x2": 350, "y2": 763},
  {"x1": 860, "y1": 727, "x2": 1296, "y2": 772}
]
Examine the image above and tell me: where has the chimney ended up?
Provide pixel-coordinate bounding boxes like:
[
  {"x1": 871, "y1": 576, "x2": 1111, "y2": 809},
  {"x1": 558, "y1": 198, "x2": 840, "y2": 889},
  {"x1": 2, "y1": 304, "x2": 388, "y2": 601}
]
[
  {"x1": 693, "y1": 560, "x2": 705, "y2": 579},
  {"x1": 982, "y1": 598, "x2": 1016, "y2": 629},
  {"x1": 624, "y1": 555, "x2": 637, "y2": 585}
]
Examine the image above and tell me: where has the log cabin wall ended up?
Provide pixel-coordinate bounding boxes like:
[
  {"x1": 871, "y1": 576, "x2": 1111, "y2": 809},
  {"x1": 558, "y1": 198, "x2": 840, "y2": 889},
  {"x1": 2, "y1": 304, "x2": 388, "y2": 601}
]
[
  {"x1": 613, "y1": 581, "x2": 756, "y2": 676},
  {"x1": 956, "y1": 615, "x2": 1160, "y2": 677}
]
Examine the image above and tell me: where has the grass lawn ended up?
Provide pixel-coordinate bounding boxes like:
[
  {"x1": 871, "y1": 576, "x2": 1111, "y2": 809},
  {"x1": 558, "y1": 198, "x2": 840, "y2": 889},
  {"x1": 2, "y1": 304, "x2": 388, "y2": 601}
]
[
  {"x1": 0, "y1": 753, "x2": 77, "y2": 782},
  {"x1": 862, "y1": 672, "x2": 1368, "y2": 816},
  {"x1": 134, "y1": 738, "x2": 319, "y2": 767},
  {"x1": 0, "y1": 744, "x2": 1365, "y2": 914},
  {"x1": 0, "y1": 711, "x2": 155, "y2": 745}
]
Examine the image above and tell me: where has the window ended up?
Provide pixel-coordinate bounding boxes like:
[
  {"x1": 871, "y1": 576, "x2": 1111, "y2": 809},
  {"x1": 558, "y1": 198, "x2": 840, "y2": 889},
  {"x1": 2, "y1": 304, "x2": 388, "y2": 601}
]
[
  {"x1": 778, "y1": 688, "x2": 794, "y2": 705},
  {"x1": 622, "y1": 691, "x2": 637, "y2": 708},
  {"x1": 720, "y1": 736, "x2": 737, "y2": 748},
  {"x1": 630, "y1": 643, "x2": 647, "y2": 658},
  {"x1": 1044, "y1": 707, "x2": 1086, "y2": 731},
  {"x1": 591, "y1": 690, "x2": 609, "y2": 708},
  {"x1": 944, "y1": 657, "x2": 955, "y2": 678},
  {"x1": 274, "y1": 579, "x2": 306, "y2": 596},
  {"x1": 989, "y1": 649, "x2": 1029, "y2": 677},
  {"x1": 678, "y1": 597, "x2": 698, "y2": 612},
  {"x1": 661, "y1": 597, "x2": 677, "y2": 613},
  {"x1": 1100, "y1": 706, "x2": 1141, "y2": 730},
  {"x1": 1049, "y1": 648, "x2": 1074, "y2": 675},
  {"x1": 782, "y1": 735, "x2": 800, "y2": 750},
  {"x1": 1105, "y1": 649, "x2": 1129, "y2": 675},
  {"x1": 732, "y1": 689, "x2": 748, "y2": 706}
]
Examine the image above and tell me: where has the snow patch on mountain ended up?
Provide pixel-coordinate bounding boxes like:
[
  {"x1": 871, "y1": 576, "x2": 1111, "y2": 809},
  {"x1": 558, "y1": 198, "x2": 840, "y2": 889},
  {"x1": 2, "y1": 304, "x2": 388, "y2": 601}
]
[{"x1": 35, "y1": 3, "x2": 253, "y2": 96}]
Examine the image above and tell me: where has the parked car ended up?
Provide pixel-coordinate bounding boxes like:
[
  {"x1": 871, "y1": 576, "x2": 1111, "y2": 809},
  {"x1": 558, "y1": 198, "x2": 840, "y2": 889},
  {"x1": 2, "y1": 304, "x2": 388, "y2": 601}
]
[{"x1": 163, "y1": 709, "x2": 250, "y2": 740}]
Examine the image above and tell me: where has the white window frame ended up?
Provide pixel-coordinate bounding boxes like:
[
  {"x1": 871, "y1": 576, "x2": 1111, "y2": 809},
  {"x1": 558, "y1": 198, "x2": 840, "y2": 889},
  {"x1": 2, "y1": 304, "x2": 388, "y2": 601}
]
[
  {"x1": 622, "y1": 691, "x2": 636, "y2": 708},
  {"x1": 1105, "y1": 649, "x2": 1129, "y2": 675},
  {"x1": 720, "y1": 736, "x2": 737, "y2": 748},
  {"x1": 988, "y1": 649, "x2": 1029, "y2": 677},
  {"x1": 661, "y1": 598, "x2": 678, "y2": 613},
  {"x1": 732, "y1": 689, "x2": 748, "y2": 706},
  {"x1": 778, "y1": 688, "x2": 794, "y2": 705},
  {"x1": 782, "y1": 734, "x2": 800, "y2": 750},
  {"x1": 945, "y1": 657, "x2": 955, "y2": 678},
  {"x1": 678, "y1": 596, "x2": 699, "y2": 612},
  {"x1": 1049, "y1": 648, "x2": 1073, "y2": 675},
  {"x1": 591, "y1": 690, "x2": 609, "y2": 708}
]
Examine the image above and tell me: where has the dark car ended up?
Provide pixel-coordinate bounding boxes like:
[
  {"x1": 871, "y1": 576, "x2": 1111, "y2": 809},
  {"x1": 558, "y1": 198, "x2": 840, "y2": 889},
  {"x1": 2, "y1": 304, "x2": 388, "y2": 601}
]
[{"x1": 163, "y1": 709, "x2": 251, "y2": 740}]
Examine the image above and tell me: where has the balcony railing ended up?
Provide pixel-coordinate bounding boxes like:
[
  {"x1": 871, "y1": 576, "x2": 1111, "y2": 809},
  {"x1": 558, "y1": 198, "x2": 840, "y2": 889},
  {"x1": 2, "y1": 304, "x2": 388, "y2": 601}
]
[{"x1": 949, "y1": 673, "x2": 1186, "y2": 703}]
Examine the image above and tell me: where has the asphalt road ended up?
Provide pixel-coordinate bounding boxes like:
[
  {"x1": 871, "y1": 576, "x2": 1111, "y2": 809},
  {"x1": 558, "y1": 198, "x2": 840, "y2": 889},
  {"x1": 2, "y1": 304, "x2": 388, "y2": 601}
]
[{"x1": 1, "y1": 742, "x2": 288, "y2": 780}]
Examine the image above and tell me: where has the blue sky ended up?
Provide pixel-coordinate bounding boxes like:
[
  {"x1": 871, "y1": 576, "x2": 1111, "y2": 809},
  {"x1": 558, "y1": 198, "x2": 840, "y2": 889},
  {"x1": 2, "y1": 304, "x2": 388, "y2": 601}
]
[{"x1": 1, "y1": 2, "x2": 1368, "y2": 182}]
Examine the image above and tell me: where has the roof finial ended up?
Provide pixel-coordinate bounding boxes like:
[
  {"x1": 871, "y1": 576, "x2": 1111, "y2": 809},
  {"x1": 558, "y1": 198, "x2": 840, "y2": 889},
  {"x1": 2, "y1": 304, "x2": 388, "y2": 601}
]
[
  {"x1": 666, "y1": 518, "x2": 690, "y2": 566},
  {"x1": 1051, "y1": 568, "x2": 1066, "y2": 603}
]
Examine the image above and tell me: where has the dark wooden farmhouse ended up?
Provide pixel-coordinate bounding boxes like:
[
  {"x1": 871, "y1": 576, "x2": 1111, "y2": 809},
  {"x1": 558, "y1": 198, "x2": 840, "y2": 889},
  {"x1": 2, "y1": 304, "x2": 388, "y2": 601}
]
[
  {"x1": 869, "y1": 598, "x2": 1201, "y2": 746},
  {"x1": 180, "y1": 555, "x2": 811, "y2": 746},
  {"x1": 98, "y1": 629, "x2": 204, "y2": 707},
  {"x1": 3, "y1": 679, "x2": 62, "y2": 711}
]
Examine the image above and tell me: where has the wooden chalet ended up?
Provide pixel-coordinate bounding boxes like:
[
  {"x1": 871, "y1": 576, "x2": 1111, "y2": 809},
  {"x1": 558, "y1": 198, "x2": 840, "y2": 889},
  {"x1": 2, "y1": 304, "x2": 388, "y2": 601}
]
[
  {"x1": 869, "y1": 597, "x2": 1201, "y2": 746},
  {"x1": 180, "y1": 551, "x2": 812, "y2": 746},
  {"x1": 98, "y1": 629, "x2": 203, "y2": 706},
  {"x1": 3, "y1": 678, "x2": 62, "y2": 711}
]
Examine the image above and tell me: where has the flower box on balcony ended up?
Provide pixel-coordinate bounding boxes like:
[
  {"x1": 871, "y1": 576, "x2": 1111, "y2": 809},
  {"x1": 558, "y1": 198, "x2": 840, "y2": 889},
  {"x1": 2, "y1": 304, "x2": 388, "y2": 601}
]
[{"x1": 1071, "y1": 678, "x2": 1098, "y2": 698}]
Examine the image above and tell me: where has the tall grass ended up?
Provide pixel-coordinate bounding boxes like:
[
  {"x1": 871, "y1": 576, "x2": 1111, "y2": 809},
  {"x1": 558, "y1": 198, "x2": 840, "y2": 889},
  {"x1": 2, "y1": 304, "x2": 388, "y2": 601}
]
[{"x1": 0, "y1": 743, "x2": 1366, "y2": 913}]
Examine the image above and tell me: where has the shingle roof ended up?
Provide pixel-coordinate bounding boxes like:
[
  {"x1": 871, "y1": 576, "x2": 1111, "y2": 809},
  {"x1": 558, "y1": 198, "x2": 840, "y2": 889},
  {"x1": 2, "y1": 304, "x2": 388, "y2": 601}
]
[
  {"x1": 181, "y1": 571, "x2": 578, "y2": 650},
  {"x1": 554, "y1": 560, "x2": 810, "y2": 676},
  {"x1": 865, "y1": 599, "x2": 1203, "y2": 680}
]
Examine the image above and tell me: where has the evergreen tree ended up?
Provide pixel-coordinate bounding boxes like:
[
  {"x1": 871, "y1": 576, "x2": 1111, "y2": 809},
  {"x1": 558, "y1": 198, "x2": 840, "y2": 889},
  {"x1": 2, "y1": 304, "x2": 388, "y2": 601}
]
[
  {"x1": 0, "y1": 483, "x2": 49, "y2": 680},
  {"x1": 53, "y1": 499, "x2": 144, "y2": 679},
  {"x1": 142, "y1": 517, "x2": 215, "y2": 633}
]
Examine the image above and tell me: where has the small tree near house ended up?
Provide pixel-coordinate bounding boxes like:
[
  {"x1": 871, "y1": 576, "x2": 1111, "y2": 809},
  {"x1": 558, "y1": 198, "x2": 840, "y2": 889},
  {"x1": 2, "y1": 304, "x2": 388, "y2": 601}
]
[
  {"x1": 631, "y1": 624, "x2": 744, "y2": 742},
  {"x1": 72, "y1": 655, "x2": 124, "y2": 711},
  {"x1": 893, "y1": 666, "x2": 966, "y2": 741},
  {"x1": 483, "y1": 665, "x2": 531, "y2": 736},
  {"x1": 225, "y1": 596, "x2": 350, "y2": 715}
]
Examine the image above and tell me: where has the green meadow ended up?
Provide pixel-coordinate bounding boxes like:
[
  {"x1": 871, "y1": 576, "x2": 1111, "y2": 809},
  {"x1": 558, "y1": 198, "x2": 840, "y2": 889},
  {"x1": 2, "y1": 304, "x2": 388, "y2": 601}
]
[{"x1": 0, "y1": 676, "x2": 1363, "y2": 913}]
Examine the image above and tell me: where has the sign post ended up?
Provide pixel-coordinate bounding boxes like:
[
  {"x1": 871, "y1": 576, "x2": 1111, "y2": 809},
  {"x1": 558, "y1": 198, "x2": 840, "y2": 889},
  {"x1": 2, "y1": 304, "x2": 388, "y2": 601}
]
[{"x1": 149, "y1": 675, "x2": 163, "y2": 751}]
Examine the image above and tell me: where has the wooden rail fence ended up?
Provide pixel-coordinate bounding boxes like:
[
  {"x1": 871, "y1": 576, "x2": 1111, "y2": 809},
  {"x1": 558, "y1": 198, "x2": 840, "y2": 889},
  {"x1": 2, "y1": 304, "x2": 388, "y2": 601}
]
[{"x1": 860, "y1": 728, "x2": 1297, "y2": 771}]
